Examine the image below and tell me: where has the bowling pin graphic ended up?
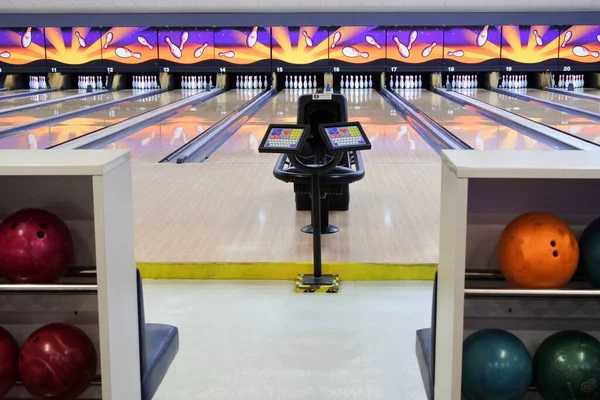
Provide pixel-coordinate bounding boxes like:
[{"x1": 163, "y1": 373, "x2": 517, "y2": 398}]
[
  {"x1": 365, "y1": 35, "x2": 382, "y2": 50},
  {"x1": 392, "y1": 36, "x2": 410, "y2": 58},
  {"x1": 179, "y1": 31, "x2": 189, "y2": 51},
  {"x1": 21, "y1": 27, "x2": 32, "y2": 48},
  {"x1": 532, "y1": 29, "x2": 544, "y2": 46},
  {"x1": 407, "y1": 30, "x2": 418, "y2": 50},
  {"x1": 573, "y1": 45, "x2": 600, "y2": 58},
  {"x1": 302, "y1": 31, "x2": 313, "y2": 47},
  {"x1": 165, "y1": 37, "x2": 182, "y2": 59},
  {"x1": 0, "y1": 51, "x2": 11, "y2": 59},
  {"x1": 561, "y1": 30, "x2": 572, "y2": 48},
  {"x1": 447, "y1": 50, "x2": 464, "y2": 57},
  {"x1": 194, "y1": 42, "x2": 209, "y2": 58},
  {"x1": 115, "y1": 47, "x2": 142, "y2": 59},
  {"x1": 218, "y1": 51, "x2": 235, "y2": 58},
  {"x1": 138, "y1": 35, "x2": 154, "y2": 50},
  {"x1": 476, "y1": 25, "x2": 489, "y2": 47},
  {"x1": 422, "y1": 42, "x2": 437, "y2": 57},
  {"x1": 597, "y1": 34, "x2": 600, "y2": 42},
  {"x1": 75, "y1": 31, "x2": 87, "y2": 48},
  {"x1": 342, "y1": 46, "x2": 369, "y2": 59},
  {"x1": 104, "y1": 32, "x2": 114, "y2": 49},
  {"x1": 246, "y1": 26, "x2": 258, "y2": 48},
  {"x1": 331, "y1": 31, "x2": 342, "y2": 49}
]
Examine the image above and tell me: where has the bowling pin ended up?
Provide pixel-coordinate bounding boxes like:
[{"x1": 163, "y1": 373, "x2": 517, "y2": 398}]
[
  {"x1": 293, "y1": 76, "x2": 298, "y2": 89},
  {"x1": 392, "y1": 36, "x2": 410, "y2": 58},
  {"x1": 447, "y1": 50, "x2": 464, "y2": 57},
  {"x1": 341, "y1": 75, "x2": 345, "y2": 89},
  {"x1": 365, "y1": 35, "x2": 382, "y2": 49},
  {"x1": 331, "y1": 31, "x2": 342, "y2": 49},
  {"x1": 284, "y1": 76, "x2": 289, "y2": 88},
  {"x1": 573, "y1": 45, "x2": 599, "y2": 58},
  {"x1": 368, "y1": 75, "x2": 373, "y2": 88},
  {"x1": 0, "y1": 51, "x2": 11, "y2": 59},
  {"x1": 254, "y1": 76, "x2": 259, "y2": 89},
  {"x1": 532, "y1": 30, "x2": 544, "y2": 46},
  {"x1": 236, "y1": 75, "x2": 240, "y2": 88},
  {"x1": 75, "y1": 31, "x2": 87, "y2": 48},
  {"x1": 104, "y1": 32, "x2": 114, "y2": 49},
  {"x1": 165, "y1": 37, "x2": 183, "y2": 59},
  {"x1": 389, "y1": 75, "x2": 394, "y2": 89},
  {"x1": 115, "y1": 47, "x2": 140, "y2": 59},
  {"x1": 398, "y1": 75, "x2": 403, "y2": 89},
  {"x1": 562, "y1": 30, "x2": 572, "y2": 48},
  {"x1": 21, "y1": 27, "x2": 32, "y2": 48},
  {"x1": 407, "y1": 30, "x2": 418, "y2": 50},
  {"x1": 477, "y1": 25, "x2": 489, "y2": 47},
  {"x1": 418, "y1": 75, "x2": 422, "y2": 88},
  {"x1": 246, "y1": 26, "x2": 258, "y2": 48},
  {"x1": 218, "y1": 51, "x2": 235, "y2": 58},
  {"x1": 194, "y1": 43, "x2": 209, "y2": 58},
  {"x1": 422, "y1": 42, "x2": 437, "y2": 57},
  {"x1": 342, "y1": 46, "x2": 369, "y2": 59},
  {"x1": 307, "y1": 76, "x2": 312, "y2": 89},
  {"x1": 302, "y1": 31, "x2": 313, "y2": 47},
  {"x1": 349, "y1": 75, "x2": 354, "y2": 89},
  {"x1": 264, "y1": 76, "x2": 268, "y2": 89},
  {"x1": 209, "y1": 76, "x2": 213, "y2": 89},
  {"x1": 91, "y1": 76, "x2": 96, "y2": 90},
  {"x1": 97, "y1": 76, "x2": 102, "y2": 89},
  {"x1": 138, "y1": 35, "x2": 154, "y2": 50}
]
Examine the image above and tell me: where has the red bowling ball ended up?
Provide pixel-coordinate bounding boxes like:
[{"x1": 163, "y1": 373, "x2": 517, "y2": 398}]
[
  {"x1": 0, "y1": 326, "x2": 19, "y2": 397},
  {"x1": 19, "y1": 323, "x2": 97, "y2": 399},
  {"x1": 0, "y1": 208, "x2": 73, "y2": 283}
]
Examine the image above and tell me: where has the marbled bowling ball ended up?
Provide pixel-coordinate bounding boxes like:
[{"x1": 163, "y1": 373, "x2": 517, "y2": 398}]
[
  {"x1": 498, "y1": 212, "x2": 579, "y2": 288},
  {"x1": 0, "y1": 208, "x2": 73, "y2": 283},
  {"x1": 0, "y1": 326, "x2": 19, "y2": 397},
  {"x1": 534, "y1": 331, "x2": 600, "y2": 400},
  {"x1": 19, "y1": 323, "x2": 97, "y2": 399},
  {"x1": 462, "y1": 329, "x2": 532, "y2": 400}
]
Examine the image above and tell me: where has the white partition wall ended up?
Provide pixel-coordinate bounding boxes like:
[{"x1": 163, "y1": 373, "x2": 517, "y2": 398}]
[
  {"x1": 435, "y1": 150, "x2": 600, "y2": 400},
  {"x1": 0, "y1": 150, "x2": 141, "y2": 400}
]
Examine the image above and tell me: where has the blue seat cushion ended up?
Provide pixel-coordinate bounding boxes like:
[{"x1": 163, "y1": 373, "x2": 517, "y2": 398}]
[
  {"x1": 416, "y1": 328, "x2": 433, "y2": 400},
  {"x1": 141, "y1": 323, "x2": 180, "y2": 400}
]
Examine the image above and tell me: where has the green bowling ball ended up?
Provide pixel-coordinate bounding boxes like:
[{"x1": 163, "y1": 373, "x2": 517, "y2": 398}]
[
  {"x1": 580, "y1": 217, "x2": 600, "y2": 287},
  {"x1": 534, "y1": 331, "x2": 600, "y2": 400}
]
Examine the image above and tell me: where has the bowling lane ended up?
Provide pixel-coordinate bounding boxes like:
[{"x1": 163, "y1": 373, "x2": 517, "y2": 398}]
[
  {"x1": 464, "y1": 89, "x2": 600, "y2": 145},
  {"x1": 396, "y1": 89, "x2": 554, "y2": 150},
  {"x1": 205, "y1": 89, "x2": 313, "y2": 163},
  {"x1": 0, "y1": 89, "x2": 79, "y2": 109},
  {"x1": 103, "y1": 89, "x2": 257, "y2": 162},
  {"x1": 0, "y1": 90, "x2": 139, "y2": 133},
  {"x1": 515, "y1": 89, "x2": 600, "y2": 115},
  {"x1": 344, "y1": 89, "x2": 439, "y2": 163},
  {"x1": 0, "y1": 90, "x2": 195, "y2": 149},
  {"x1": 0, "y1": 89, "x2": 39, "y2": 99}
]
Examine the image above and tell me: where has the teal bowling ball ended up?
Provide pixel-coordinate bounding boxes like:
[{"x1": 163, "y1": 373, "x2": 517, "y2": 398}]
[
  {"x1": 534, "y1": 331, "x2": 600, "y2": 400},
  {"x1": 462, "y1": 329, "x2": 533, "y2": 400},
  {"x1": 580, "y1": 217, "x2": 600, "y2": 287}
]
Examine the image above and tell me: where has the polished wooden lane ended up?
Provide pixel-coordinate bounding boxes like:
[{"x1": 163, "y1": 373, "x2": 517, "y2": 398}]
[
  {"x1": 132, "y1": 162, "x2": 440, "y2": 264},
  {"x1": 0, "y1": 90, "x2": 191, "y2": 149},
  {"x1": 108, "y1": 89, "x2": 254, "y2": 162},
  {"x1": 465, "y1": 89, "x2": 600, "y2": 144},
  {"x1": 0, "y1": 89, "x2": 78, "y2": 109},
  {"x1": 396, "y1": 89, "x2": 554, "y2": 150}
]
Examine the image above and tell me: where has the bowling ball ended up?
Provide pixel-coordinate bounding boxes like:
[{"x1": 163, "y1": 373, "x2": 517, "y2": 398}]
[
  {"x1": 0, "y1": 326, "x2": 19, "y2": 397},
  {"x1": 534, "y1": 330, "x2": 600, "y2": 400},
  {"x1": 462, "y1": 329, "x2": 532, "y2": 400},
  {"x1": 497, "y1": 212, "x2": 579, "y2": 288},
  {"x1": 19, "y1": 323, "x2": 97, "y2": 399},
  {"x1": 579, "y1": 217, "x2": 600, "y2": 287},
  {"x1": 0, "y1": 208, "x2": 73, "y2": 284}
]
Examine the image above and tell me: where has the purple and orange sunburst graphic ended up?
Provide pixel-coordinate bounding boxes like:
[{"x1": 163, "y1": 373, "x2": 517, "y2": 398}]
[
  {"x1": 45, "y1": 27, "x2": 103, "y2": 65},
  {"x1": 328, "y1": 26, "x2": 386, "y2": 64},
  {"x1": 271, "y1": 26, "x2": 329, "y2": 64},
  {"x1": 0, "y1": 27, "x2": 46, "y2": 65},
  {"x1": 443, "y1": 26, "x2": 502, "y2": 64},
  {"x1": 501, "y1": 25, "x2": 560, "y2": 63}
]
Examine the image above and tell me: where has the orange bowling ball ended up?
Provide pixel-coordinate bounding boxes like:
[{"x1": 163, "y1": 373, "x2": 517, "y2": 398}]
[{"x1": 497, "y1": 212, "x2": 579, "y2": 289}]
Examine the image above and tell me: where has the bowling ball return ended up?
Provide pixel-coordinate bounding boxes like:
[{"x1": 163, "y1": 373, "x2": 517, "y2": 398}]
[
  {"x1": 273, "y1": 92, "x2": 367, "y2": 234},
  {"x1": 259, "y1": 92, "x2": 371, "y2": 292}
]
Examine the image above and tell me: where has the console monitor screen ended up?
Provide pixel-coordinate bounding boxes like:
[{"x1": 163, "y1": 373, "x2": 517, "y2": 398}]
[
  {"x1": 258, "y1": 124, "x2": 310, "y2": 154},
  {"x1": 318, "y1": 122, "x2": 371, "y2": 151}
]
